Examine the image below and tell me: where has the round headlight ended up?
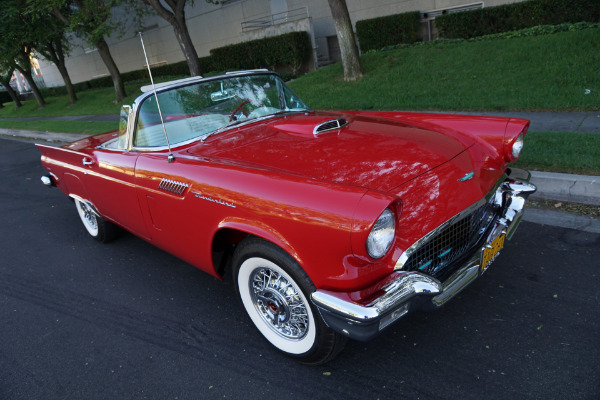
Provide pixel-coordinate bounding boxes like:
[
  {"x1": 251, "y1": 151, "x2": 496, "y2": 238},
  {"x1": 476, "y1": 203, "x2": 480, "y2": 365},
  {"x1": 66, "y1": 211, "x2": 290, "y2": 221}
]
[
  {"x1": 512, "y1": 132, "x2": 524, "y2": 159},
  {"x1": 366, "y1": 208, "x2": 396, "y2": 259}
]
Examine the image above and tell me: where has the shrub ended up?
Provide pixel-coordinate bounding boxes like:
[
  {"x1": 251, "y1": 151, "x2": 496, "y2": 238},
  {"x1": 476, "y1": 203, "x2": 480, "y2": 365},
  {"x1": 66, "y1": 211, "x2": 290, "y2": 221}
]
[
  {"x1": 0, "y1": 90, "x2": 12, "y2": 105},
  {"x1": 39, "y1": 86, "x2": 68, "y2": 98},
  {"x1": 36, "y1": 32, "x2": 311, "y2": 99},
  {"x1": 210, "y1": 31, "x2": 311, "y2": 75},
  {"x1": 356, "y1": 11, "x2": 421, "y2": 52},
  {"x1": 436, "y1": 0, "x2": 600, "y2": 39}
]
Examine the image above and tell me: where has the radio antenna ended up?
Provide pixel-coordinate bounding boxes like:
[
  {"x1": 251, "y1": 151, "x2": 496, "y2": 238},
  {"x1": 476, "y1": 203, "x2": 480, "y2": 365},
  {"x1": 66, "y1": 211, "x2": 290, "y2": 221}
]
[{"x1": 139, "y1": 32, "x2": 175, "y2": 163}]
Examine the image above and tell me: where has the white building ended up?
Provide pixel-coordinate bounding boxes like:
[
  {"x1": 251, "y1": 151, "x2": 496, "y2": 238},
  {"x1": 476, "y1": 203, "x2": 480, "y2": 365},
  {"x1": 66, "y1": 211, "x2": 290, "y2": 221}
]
[{"x1": 37, "y1": 0, "x2": 522, "y2": 88}]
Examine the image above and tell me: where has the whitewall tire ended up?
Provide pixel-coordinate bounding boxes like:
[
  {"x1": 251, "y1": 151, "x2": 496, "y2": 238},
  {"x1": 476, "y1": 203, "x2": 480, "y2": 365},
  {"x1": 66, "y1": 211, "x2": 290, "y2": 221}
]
[
  {"x1": 232, "y1": 237, "x2": 347, "y2": 364},
  {"x1": 74, "y1": 198, "x2": 117, "y2": 243}
]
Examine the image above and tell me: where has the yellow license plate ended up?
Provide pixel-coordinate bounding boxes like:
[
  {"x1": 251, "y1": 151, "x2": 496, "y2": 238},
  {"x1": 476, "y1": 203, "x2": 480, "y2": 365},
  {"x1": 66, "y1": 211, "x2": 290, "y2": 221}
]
[{"x1": 481, "y1": 233, "x2": 505, "y2": 273}]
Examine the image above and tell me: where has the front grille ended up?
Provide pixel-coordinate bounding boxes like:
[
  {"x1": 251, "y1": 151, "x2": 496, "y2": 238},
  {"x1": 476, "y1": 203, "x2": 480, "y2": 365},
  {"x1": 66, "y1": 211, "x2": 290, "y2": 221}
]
[{"x1": 403, "y1": 198, "x2": 500, "y2": 281}]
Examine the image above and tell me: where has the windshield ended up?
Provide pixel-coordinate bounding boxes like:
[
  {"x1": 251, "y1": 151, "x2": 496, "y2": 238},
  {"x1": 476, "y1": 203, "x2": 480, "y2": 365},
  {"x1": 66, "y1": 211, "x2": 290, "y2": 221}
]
[{"x1": 134, "y1": 74, "x2": 309, "y2": 148}]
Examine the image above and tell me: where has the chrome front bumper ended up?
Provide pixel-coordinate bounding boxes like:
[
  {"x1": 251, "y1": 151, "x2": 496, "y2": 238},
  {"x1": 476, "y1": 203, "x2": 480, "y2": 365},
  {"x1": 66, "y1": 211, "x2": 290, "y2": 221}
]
[{"x1": 311, "y1": 168, "x2": 536, "y2": 341}]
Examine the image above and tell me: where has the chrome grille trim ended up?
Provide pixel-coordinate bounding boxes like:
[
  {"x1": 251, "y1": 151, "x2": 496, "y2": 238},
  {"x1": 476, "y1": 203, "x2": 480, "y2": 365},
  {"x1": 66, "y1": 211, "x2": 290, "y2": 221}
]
[
  {"x1": 158, "y1": 178, "x2": 189, "y2": 195},
  {"x1": 395, "y1": 177, "x2": 505, "y2": 277},
  {"x1": 313, "y1": 118, "x2": 348, "y2": 135}
]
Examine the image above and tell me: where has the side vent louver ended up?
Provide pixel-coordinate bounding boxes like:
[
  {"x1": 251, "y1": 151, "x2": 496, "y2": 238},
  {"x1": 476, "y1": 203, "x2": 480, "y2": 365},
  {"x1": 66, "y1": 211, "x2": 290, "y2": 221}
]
[
  {"x1": 313, "y1": 118, "x2": 348, "y2": 136},
  {"x1": 158, "y1": 178, "x2": 189, "y2": 195}
]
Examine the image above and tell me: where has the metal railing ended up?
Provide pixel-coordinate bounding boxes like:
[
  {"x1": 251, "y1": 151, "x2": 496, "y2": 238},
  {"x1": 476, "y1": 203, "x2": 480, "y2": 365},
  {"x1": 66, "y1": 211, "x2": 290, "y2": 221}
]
[{"x1": 241, "y1": 7, "x2": 309, "y2": 32}]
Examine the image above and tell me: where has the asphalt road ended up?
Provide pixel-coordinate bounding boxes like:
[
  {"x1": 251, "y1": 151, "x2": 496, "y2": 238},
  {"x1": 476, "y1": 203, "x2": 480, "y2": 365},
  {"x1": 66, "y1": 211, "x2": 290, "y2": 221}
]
[{"x1": 1, "y1": 138, "x2": 599, "y2": 400}]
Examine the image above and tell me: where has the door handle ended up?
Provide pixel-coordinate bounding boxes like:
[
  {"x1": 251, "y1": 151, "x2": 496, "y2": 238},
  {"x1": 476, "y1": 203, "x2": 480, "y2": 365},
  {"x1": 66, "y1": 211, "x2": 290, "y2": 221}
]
[{"x1": 82, "y1": 158, "x2": 93, "y2": 166}]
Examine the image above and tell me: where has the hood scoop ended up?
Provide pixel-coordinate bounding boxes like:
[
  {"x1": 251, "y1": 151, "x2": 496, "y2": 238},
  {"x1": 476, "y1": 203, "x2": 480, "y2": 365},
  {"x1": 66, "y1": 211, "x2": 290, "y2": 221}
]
[{"x1": 313, "y1": 118, "x2": 348, "y2": 136}]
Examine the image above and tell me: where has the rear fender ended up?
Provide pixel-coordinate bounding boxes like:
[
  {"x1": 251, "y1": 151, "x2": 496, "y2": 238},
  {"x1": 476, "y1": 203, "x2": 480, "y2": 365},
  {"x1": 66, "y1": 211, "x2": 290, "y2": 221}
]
[{"x1": 36, "y1": 144, "x2": 93, "y2": 199}]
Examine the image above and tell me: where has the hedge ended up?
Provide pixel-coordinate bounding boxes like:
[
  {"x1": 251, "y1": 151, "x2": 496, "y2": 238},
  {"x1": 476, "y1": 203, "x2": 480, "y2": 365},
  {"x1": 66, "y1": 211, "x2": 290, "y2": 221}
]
[
  {"x1": 36, "y1": 31, "x2": 310, "y2": 100},
  {"x1": 356, "y1": 11, "x2": 421, "y2": 52},
  {"x1": 436, "y1": 0, "x2": 600, "y2": 39},
  {"x1": 210, "y1": 31, "x2": 311, "y2": 74},
  {"x1": 0, "y1": 90, "x2": 12, "y2": 105}
]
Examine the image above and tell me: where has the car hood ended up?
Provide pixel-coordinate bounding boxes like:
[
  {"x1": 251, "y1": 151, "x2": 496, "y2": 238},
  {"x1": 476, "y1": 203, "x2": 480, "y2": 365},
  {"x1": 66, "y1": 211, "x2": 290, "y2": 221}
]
[{"x1": 187, "y1": 112, "x2": 476, "y2": 192}]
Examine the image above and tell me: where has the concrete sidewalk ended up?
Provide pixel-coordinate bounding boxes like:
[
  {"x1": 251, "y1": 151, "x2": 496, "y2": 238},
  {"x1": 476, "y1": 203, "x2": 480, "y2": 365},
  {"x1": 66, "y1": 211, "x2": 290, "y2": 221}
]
[{"x1": 449, "y1": 111, "x2": 600, "y2": 133}]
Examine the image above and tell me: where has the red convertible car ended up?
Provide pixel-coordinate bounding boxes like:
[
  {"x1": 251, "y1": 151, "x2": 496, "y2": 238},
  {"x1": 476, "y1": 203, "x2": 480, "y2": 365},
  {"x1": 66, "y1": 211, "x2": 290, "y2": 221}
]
[{"x1": 37, "y1": 70, "x2": 536, "y2": 364}]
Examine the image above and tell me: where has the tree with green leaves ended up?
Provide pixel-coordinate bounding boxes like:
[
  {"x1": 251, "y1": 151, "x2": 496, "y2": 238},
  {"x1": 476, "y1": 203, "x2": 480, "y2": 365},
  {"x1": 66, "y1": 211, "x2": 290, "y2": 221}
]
[
  {"x1": 141, "y1": 0, "x2": 202, "y2": 76},
  {"x1": 0, "y1": 63, "x2": 22, "y2": 109},
  {"x1": 0, "y1": 0, "x2": 47, "y2": 108},
  {"x1": 27, "y1": 4, "x2": 79, "y2": 105},
  {"x1": 38, "y1": 0, "x2": 128, "y2": 103}
]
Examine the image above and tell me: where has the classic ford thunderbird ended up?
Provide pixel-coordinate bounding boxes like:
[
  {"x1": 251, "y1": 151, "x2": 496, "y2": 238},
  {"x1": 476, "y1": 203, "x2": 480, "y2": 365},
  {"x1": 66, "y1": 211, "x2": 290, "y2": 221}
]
[{"x1": 37, "y1": 70, "x2": 536, "y2": 364}]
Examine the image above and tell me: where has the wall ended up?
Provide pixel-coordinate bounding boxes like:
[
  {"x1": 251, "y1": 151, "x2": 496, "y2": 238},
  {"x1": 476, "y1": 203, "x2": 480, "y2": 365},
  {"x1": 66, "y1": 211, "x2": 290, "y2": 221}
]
[{"x1": 37, "y1": 0, "x2": 524, "y2": 87}]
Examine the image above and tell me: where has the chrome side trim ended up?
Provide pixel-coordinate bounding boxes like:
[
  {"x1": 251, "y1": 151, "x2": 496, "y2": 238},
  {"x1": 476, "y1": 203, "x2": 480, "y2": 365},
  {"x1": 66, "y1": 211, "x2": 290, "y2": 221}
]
[{"x1": 158, "y1": 178, "x2": 189, "y2": 195}]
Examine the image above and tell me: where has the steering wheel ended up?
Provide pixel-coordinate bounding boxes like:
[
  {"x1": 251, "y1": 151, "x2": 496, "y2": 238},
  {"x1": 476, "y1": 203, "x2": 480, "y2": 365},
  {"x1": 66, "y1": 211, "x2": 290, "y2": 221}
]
[{"x1": 229, "y1": 100, "x2": 250, "y2": 122}]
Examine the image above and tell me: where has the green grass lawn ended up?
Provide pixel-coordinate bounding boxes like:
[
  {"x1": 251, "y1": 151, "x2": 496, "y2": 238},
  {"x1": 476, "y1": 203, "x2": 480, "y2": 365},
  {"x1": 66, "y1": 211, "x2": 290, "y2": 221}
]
[
  {"x1": 514, "y1": 131, "x2": 600, "y2": 175},
  {"x1": 0, "y1": 82, "x2": 145, "y2": 118},
  {"x1": 289, "y1": 28, "x2": 599, "y2": 112}
]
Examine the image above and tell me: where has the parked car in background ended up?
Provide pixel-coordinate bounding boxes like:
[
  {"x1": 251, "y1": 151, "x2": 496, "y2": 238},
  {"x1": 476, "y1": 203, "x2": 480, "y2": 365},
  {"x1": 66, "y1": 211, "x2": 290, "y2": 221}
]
[{"x1": 37, "y1": 70, "x2": 536, "y2": 364}]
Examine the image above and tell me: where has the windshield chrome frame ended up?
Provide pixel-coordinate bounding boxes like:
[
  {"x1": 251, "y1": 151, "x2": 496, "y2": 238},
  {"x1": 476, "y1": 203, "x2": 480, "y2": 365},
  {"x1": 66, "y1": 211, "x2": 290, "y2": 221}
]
[{"x1": 126, "y1": 71, "x2": 311, "y2": 153}]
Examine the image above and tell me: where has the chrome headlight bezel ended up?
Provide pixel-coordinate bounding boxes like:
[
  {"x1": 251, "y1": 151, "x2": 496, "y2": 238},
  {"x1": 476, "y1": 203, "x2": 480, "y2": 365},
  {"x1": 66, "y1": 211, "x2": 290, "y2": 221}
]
[
  {"x1": 512, "y1": 132, "x2": 524, "y2": 159},
  {"x1": 366, "y1": 208, "x2": 396, "y2": 259}
]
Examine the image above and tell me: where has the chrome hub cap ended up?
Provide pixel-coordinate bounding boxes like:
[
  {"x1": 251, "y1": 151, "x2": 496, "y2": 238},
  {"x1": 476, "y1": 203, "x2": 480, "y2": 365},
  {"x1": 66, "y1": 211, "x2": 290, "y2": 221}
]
[
  {"x1": 249, "y1": 267, "x2": 309, "y2": 340},
  {"x1": 81, "y1": 203, "x2": 97, "y2": 230}
]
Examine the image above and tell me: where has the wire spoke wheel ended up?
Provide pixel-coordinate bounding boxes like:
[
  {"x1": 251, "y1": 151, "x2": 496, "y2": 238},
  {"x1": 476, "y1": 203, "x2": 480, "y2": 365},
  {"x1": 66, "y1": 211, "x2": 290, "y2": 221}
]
[
  {"x1": 75, "y1": 199, "x2": 99, "y2": 237},
  {"x1": 250, "y1": 266, "x2": 310, "y2": 340},
  {"x1": 233, "y1": 238, "x2": 347, "y2": 364},
  {"x1": 73, "y1": 198, "x2": 118, "y2": 243}
]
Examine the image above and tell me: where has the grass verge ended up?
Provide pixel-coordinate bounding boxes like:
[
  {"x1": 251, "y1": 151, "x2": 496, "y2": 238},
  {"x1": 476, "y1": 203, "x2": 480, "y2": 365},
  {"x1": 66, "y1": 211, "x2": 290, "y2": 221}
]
[{"x1": 513, "y1": 131, "x2": 600, "y2": 175}]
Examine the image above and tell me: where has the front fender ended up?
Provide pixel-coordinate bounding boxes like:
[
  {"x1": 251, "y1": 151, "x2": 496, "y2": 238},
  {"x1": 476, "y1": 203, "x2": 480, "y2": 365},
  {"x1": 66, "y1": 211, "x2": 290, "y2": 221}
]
[{"x1": 216, "y1": 218, "x2": 301, "y2": 264}]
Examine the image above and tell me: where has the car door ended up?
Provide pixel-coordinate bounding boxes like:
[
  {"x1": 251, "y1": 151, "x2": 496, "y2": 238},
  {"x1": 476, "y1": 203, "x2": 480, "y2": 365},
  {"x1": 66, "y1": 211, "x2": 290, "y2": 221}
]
[{"x1": 133, "y1": 150, "x2": 219, "y2": 274}]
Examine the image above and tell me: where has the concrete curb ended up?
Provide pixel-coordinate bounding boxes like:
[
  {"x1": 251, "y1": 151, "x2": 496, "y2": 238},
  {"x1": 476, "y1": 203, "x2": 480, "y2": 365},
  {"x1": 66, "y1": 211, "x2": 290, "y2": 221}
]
[
  {"x1": 530, "y1": 171, "x2": 600, "y2": 206},
  {"x1": 523, "y1": 208, "x2": 600, "y2": 234}
]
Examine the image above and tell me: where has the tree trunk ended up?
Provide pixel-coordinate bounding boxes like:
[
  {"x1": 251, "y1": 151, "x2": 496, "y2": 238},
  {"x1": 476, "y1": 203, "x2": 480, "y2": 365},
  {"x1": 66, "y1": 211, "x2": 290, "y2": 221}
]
[
  {"x1": 51, "y1": 40, "x2": 78, "y2": 105},
  {"x1": 327, "y1": 0, "x2": 363, "y2": 81},
  {"x1": 95, "y1": 37, "x2": 127, "y2": 103},
  {"x1": 173, "y1": 15, "x2": 201, "y2": 76},
  {"x1": 14, "y1": 65, "x2": 46, "y2": 108},
  {"x1": 56, "y1": 60, "x2": 78, "y2": 105},
  {"x1": 0, "y1": 81, "x2": 21, "y2": 108},
  {"x1": 142, "y1": 0, "x2": 202, "y2": 77}
]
